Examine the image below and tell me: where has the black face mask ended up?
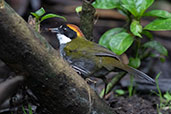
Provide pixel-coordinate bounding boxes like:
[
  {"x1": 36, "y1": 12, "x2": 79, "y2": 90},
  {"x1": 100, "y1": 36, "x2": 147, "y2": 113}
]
[{"x1": 59, "y1": 25, "x2": 77, "y2": 39}]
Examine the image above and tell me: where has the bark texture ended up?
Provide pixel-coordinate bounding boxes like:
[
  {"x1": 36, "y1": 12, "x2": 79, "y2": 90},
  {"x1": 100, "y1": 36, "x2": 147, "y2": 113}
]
[{"x1": 0, "y1": 1, "x2": 115, "y2": 114}]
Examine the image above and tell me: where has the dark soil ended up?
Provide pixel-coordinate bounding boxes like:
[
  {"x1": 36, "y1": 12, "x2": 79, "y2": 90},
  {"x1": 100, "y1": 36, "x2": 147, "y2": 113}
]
[
  {"x1": 109, "y1": 94, "x2": 171, "y2": 114},
  {"x1": 110, "y1": 95, "x2": 157, "y2": 114}
]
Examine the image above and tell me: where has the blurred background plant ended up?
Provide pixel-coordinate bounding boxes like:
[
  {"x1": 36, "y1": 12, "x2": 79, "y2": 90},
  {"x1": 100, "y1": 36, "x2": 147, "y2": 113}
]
[{"x1": 89, "y1": 0, "x2": 170, "y2": 97}]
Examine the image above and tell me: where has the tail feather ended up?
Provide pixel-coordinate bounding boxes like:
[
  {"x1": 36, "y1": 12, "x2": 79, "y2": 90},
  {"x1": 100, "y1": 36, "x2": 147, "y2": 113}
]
[{"x1": 124, "y1": 65, "x2": 155, "y2": 84}]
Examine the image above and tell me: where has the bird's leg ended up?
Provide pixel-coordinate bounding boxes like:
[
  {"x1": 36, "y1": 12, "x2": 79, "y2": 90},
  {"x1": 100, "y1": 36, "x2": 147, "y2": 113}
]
[
  {"x1": 85, "y1": 78, "x2": 97, "y2": 91},
  {"x1": 103, "y1": 83, "x2": 107, "y2": 99},
  {"x1": 102, "y1": 77, "x2": 108, "y2": 99}
]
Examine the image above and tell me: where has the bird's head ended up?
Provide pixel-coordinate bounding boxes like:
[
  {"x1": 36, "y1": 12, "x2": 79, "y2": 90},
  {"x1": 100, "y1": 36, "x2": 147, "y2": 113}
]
[{"x1": 49, "y1": 24, "x2": 84, "y2": 45}]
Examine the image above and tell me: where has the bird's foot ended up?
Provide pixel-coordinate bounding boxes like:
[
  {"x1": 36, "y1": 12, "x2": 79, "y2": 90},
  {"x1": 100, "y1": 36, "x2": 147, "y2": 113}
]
[{"x1": 85, "y1": 78, "x2": 97, "y2": 84}]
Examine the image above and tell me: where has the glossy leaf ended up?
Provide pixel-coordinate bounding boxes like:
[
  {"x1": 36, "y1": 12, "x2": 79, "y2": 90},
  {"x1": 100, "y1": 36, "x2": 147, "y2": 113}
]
[
  {"x1": 144, "y1": 10, "x2": 171, "y2": 18},
  {"x1": 109, "y1": 32, "x2": 134, "y2": 55},
  {"x1": 92, "y1": 0, "x2": 120, "y2": 9},
  {"x1": 35, "y1": 7, "x2": 45, "y2": 17},
  {"x1": 99, "y1": 28, "x2": 126, "y2": 48},
  {"x1": 128, "y1": 57, "x2": 141, "y2": 68},
  {"x1": 143, "y1": 41, "x2": 168, "y2": 56},
  {"x1": 144, "y1": 18, "x2": 171, "y2": 31},
  {"x1": 141, "y1": 30, "x2": 153, "y2": 39},
  {"x1": 121, "y1": 0, "x2": 154, "y2": 18},
  {"x1": 40, "y1": 14, "x2": 67, "y2": 22},
  {"x1": 130, "y1": 20, "x2": 142, "y2": 38}
]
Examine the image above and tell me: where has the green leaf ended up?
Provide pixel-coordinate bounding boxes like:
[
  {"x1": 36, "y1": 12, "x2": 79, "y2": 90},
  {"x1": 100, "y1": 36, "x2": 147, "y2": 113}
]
[
  {"x1": 141, "y1": 30, "x2": 153, "y2": 39},
  {"x1": 155, "y1": 72, "x2": 162, "y2": 100},
  {"x1": 22, "y1": 106, "x2": 27, "y2": 114},
  {"x1": 143, "y1": 40, "x2": 168, "y2": 56},
  {"x1": 128, "y1": 57, "x2": 141, "y2": 68},
  {"x1": 144, "y1": 18, "x2": 171, "y2": 31},
  {"x1": 159, "y1": 56, "x2": 166, "y2": 63},
  {"x1": 99, "y1": 28, "x2": 126, "y2": 48},
  {"x1": 144, "y1": 10, "x2": 171, "y2": 18},
  {"x1": 115, "y1": 89, "x2": 125, "y2": 95},
  {"x1": 75, "y1": 6, "x2": 82, "y2": 13},
  {"x1": 121, "y1": 0, "x2": 154, "y2": 18},
  {"x1": 28, "y1": 104, "x2": 33, "y2": 114},
  {"x1": 164, "y1": 91, "x2": 171, "y2": 101},
  {"x1": 130, "y1": 20, "x2": 142, "y2": 38},
  {"x1": 30, "y1": 12, "x2": 39, "y2": 19},
  {"x1": 35, "y1": 7, "x2": 45, "y2": 17},
  {"x1": 92, "y1": 0, "x2": 121, "y2": 9},
  {"x1": 109, "y1": 32, "x2": 134, "y2": 55},
  {"x1": 40, "y1": 14, "x2": 67, "y2": 22}
]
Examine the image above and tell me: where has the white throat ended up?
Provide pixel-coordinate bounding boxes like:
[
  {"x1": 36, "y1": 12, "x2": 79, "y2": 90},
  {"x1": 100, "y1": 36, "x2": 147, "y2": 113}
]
[{"x1": 56, "y1": 34, "x2": 72, "y2": 45}]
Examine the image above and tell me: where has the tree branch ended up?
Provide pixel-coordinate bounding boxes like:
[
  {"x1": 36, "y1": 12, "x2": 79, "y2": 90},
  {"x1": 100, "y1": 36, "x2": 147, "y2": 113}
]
[
  {"x1": 80, "y1": 0, "x2": 95, "y2": 41},
  {"x1": 0, "y1": 1, "x2": 115, "y2": 114}
]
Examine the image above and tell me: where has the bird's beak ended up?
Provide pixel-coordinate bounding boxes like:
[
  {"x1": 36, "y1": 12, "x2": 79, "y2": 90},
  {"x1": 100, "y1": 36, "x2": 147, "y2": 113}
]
[{"x1": 48, "y1": 28, "x2": 60, "y2": 33}]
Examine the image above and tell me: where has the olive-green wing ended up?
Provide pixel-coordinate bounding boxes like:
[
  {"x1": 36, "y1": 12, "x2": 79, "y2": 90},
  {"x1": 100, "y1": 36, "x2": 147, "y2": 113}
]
[
  {"x1": 66, "y1": 37, "x2": 121, "y2": 60},
  {"x1": 92, "y1": 43, "x2": 120, "y2": 61}
]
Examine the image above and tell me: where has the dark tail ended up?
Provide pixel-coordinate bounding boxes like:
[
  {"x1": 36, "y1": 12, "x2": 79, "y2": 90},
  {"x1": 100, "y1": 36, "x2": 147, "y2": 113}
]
[{"x1": 123, "y1": 65, "x2": 155, "y2": 85}]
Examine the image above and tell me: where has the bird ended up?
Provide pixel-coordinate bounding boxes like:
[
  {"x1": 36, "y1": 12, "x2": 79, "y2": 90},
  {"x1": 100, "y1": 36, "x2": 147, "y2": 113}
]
[{"x1": 48, "y1": 24, "x2": 155, "y2": 96}]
